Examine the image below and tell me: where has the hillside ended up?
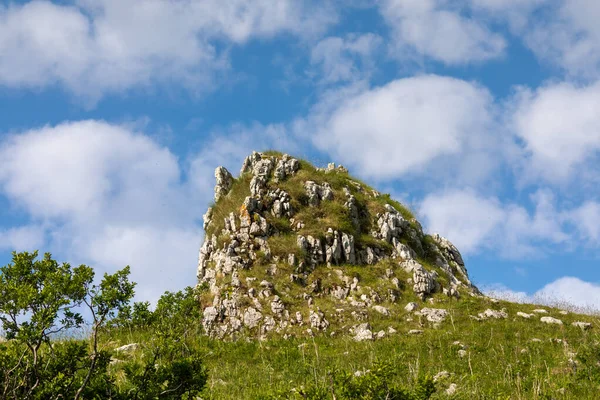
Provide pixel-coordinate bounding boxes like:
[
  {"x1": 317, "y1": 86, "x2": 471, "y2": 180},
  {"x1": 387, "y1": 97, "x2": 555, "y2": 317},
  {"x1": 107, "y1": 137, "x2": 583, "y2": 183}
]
[
  {"x1": 186, "y1": 151, "x2": 600, "y2": 398},
  {"x1": 198, "y1": 151, "x2": 481, "y2": 341},
  {"x1": 2, "y1": 151, "x2": 599, "y2": 399}
]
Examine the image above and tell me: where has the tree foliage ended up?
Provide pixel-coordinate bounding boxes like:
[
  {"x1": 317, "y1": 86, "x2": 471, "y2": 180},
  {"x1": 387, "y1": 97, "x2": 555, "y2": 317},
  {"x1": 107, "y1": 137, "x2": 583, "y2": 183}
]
[{"x1": 0, "y1": 251, "x2": 207, "y2": 399}]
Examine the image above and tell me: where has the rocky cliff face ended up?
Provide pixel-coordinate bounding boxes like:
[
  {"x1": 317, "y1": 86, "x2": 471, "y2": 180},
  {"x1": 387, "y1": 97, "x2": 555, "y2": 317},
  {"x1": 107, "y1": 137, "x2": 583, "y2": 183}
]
[{"x1": 197, "y1": 151, "x2": 481, "y2": 340}]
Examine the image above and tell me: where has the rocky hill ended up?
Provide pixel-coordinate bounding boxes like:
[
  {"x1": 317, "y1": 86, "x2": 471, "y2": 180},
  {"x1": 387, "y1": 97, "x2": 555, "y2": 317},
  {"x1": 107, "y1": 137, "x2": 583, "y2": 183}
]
[{"x1": 197, "y1": 151, "x2": 483, "y2": 340}]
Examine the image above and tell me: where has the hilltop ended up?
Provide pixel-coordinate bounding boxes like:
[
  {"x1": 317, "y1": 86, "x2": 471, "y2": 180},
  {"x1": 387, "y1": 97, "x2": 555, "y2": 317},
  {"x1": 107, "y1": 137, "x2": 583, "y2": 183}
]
[{"x1": 197, "y1": 151, "x2": 480, "y2": 340}]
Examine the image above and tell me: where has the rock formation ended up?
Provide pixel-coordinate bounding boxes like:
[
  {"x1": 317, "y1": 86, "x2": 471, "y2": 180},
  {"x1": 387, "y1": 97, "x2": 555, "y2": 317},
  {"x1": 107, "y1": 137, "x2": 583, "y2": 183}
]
[{"x1": 197, "y1": 151, "x2": 481, "y2": 339}]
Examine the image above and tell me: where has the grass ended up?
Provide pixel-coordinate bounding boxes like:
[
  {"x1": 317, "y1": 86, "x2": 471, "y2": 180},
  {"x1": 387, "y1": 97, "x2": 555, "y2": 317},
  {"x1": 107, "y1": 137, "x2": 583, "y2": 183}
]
[
  {"x1": 180, "y1": 151, "x2": 600, "y2": 398},
  {"x1": 101, "y1": 293, "x2": 600, "y2": 399}
]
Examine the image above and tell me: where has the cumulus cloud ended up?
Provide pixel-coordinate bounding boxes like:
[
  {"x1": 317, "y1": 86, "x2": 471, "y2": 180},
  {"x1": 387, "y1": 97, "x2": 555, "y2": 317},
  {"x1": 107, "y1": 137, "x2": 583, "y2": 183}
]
[
  {"x1": 0, "y1": 118, "x2": 307, "y2": 301},
  {"x1": 309, "y1": 33, "x2": 383, "y2": 84},
  {"x1": 379, "y1": 0, "x2": 506, "y2": 64},
  {"x1": 418, "y1": 189, "x2": 569, "y2": 257},
  {"x1": 523, "y1": 0, "x2": 600, "y2": 80},
  {"x1": 298, "y1": 75, "x2": 500, "y2": 183},
  {"x1": 0, "y1": 0, "x2": 336, "y2": 102},
  {"x1": 0, "y1": 120, "x2": 207, "y2": 301},
  {"x1": 484, "y1": 277, "x2": 600, "y2": 313},
  {"x1": 510, "y1": 81, "x2": 600, "y2": 184},
  {"x1": 468, "y1": 0, "x2": 547, "y2": 31},
  {"x1": 565, "y1": 201, "x2": 600, "y2": 245},
  {"x1": 0, "y1": 225, "x2": 46, "y2": 252}
]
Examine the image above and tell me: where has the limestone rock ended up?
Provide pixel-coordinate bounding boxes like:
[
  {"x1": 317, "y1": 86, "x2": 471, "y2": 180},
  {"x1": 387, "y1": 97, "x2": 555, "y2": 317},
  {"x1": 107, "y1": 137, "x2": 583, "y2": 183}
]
[
  {"x1": 353, "y1": 323, "x2": 374, "y2": 341},
  {"x1": 244, "y1": 307, "x2": 263, "y2": 328},
  {"x1": 572, "y1": 321, "x2": 592, "y2": 330},
  {"x1": 373, "y1": 208, "x2": 408, "y2": 243},
  {"x1": 478, "y1": 309, "x2": 508, "y2": 320},
  {"x1": 304, "y1": 181, "x2": 334, "y2": 206},
  {"x1": 274, "y1": 154, "x2": 300, "y2": 182},
  {"x1": 214, "y1": 166, "x2": 233, "y2": 202},
  {"x1": 410, "y1": 262, "x2": 437, "y2": 300},
  {"x1": 372, "y1": 305, "x2": 390, "y2": 316},
  {"x1": 540, "y1": 316, "x2": 563, "y2": 325},
  {"x1": 344, "y1": 192, "x2": 360, "y2": 230},
  {"x1": 404, "y1": 302, "x2": 418, "y2": 312},
  {"x1": 392, "y1": 239, "x2": 416, "y2": 260},
  {"x1": 517, "y1": 312, "x2": 533, "y2": 319},
  {"x1": 309, "y1": 309, "x2": 330, "y2": 331},
  {"x1": 418, "y1": 308, "x2": 448, "y2": 323},
  {"x1": 446, "y1": 383, "x2": 458, "y2": 395},
  {"x1": 408, "y1": 329, "x2": 423, "y2": 335},
  {"x1": 202, "y1": 207, "x2": 213, "y2": 231},
  {"x1": 532, "y1": 309, "x2": 548, "y2": 314},
  {"x1": 115, "y1": 343, "x2": 139, "y2": 352}
]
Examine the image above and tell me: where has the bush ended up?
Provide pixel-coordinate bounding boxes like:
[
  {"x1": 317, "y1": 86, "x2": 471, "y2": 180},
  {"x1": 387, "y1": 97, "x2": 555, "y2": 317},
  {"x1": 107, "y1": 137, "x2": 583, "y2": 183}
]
[{"x1": 0, "y1": 251, "x2": 208, "y2": 399}]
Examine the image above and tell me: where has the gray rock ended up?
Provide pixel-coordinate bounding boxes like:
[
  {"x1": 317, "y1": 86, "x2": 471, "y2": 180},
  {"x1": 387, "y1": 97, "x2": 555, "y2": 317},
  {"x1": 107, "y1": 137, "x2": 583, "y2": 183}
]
[
  {"x1": 372, "y1": 305, "x2": 390, "y2": 316},
  {"x1": 304, "y1": 181, "x2": 334, "y2": 206},
  {"x1": 274, "y1": 154, "x2": 300, "y2": 182},
  {"x1": 353, "y1": 323, "x2": 373, "y2": 341},
  {"x1": 202, "y1": 207, "x2": 213, "y2": 231},
  {"x1": 309, "y1": 309, "x2": 330, "y2": 330},
  {"x1": 404, "y1": 302, "x2": 419, "y2": 312},
  {"x1": 243, "y1": 307, "x2": 263, "y2": 328},
  {"x1": 250, "y1": 175, "x2": 267, "y2": 197},
  {"x1": 214, "y1": 166, "x2": 233, "y2": 202},
  {"x1": 478, "y1": 309, "x2": 508, "y2": 320},
  {"x1": 408, "y1": 329, "x2": 423, "y2": 335},
  {"x1": 373, "y1": 210, "x2": 408, "y2": 243},
  {"x1": 392, "y1": 239, "x2": 416, "y2": 260},
  {"x1": 412, "y1": 264, "x2": 437, "y2": 300},
  {"x1": 533, "y1": 309, "x2": 548, "y2": 314},
  {"x1": 517, "y1": 312, "x2": 533, "y2": 319},
  {"x1": 115, "y1": 343, "x2": 139, "y2": 352},
  {"x1": 418, "y1": 308, "x2": 448, "y2": 323},
  {"x1": 344, "y1": 193, "x2": 360, "y2": 230},
  {"x1": 446, "y1": 383, "x2": 458, "y2": 395},
  {"x1": 271, "y1": 296, "x2": 285, "y2": 317},
  {"x1": 540, "y1": 316, "x2": 563, "y2": 325},
  {"x1": 341, "y1": 232, "x2": 356, "y2": 264},
  {"x1": 572, "y1": 321, "x2": 592, "y2": 330}
]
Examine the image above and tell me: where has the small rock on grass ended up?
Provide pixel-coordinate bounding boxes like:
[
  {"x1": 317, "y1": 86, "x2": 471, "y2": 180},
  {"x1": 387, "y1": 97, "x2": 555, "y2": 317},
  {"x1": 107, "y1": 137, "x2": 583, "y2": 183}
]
[{"x1": 541, "y1": 316, "x2": 563, "y2": 325}]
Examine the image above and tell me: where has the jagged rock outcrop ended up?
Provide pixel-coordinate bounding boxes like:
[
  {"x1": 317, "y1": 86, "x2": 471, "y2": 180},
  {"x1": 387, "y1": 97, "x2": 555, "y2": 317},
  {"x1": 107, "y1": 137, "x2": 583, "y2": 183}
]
[
  {"x1": 197, "y1": 151, "x2": 480, "y2": 339},
  {"x1": 214, "y1": 167, "x2": 233, "y2": 202}
]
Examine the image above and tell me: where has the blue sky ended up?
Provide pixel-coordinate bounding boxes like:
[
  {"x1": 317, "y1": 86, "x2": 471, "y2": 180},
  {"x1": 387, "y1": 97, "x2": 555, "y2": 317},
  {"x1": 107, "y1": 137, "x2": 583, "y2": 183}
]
[{"x1": 1, "y1": 0, "x2": 600, "y2": 307}]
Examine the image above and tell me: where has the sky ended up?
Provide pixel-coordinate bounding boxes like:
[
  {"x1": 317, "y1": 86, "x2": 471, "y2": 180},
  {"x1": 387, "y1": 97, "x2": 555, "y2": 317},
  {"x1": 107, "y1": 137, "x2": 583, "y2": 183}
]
[{"x1": 1, "y1": 0, "x2": 600, "y2": 309}]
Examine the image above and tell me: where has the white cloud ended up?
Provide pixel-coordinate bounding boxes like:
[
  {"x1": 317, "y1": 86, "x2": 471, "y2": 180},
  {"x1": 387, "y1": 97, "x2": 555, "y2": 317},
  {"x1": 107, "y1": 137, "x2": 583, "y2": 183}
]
[
  {"x1": 0, "y1": 120, "x2": 207, "y2": 302},
  {"x1": 299, "y1": 75, "x2": 499, "y2": 182},
  {"x1": 524, "y1": 0, "x2": 600, "y2": 80},
  {"x1": 535, "y1": 277, "x2": 600, "y2": 312},
  {"x1": 379, "y1": 0, "x2": 506, "y2": 64},
  {"x1": 0, "y1": 117, "x2": 311, "y2": 301},
  {"x1": 510, "y1": 81, "x2": 600, "y2": 184},
  {"x1": 309, "y1": 33, "x2": 383, "y2": 84},
  {"x1": 418, "y1": 189, "x2": 569, "y2": 257},
  {"x1": 0, "y1": 0, "x2": 336, "y2": 102},
  {"x1": 468, "y1": 0, "x2": 547, "y2": 31},
  {"x1": 419, "y1": 189, "x2": 505, "y2": 254},
  {"x1": 565, "y1": 201, "x2": 600, "y2": 245},
  {"x1": 485, "y1": 278, "x2": 600, "y2": 314},
  {"x1": 0, "y1": 225, "x2": 45, "y2": 252}
]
